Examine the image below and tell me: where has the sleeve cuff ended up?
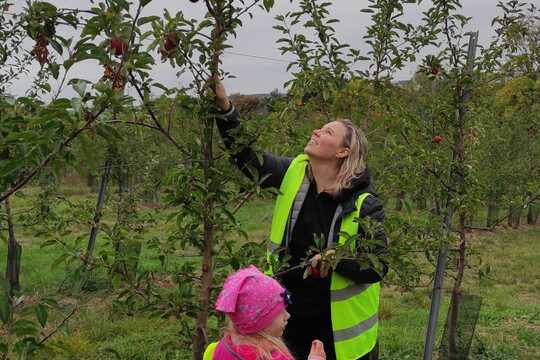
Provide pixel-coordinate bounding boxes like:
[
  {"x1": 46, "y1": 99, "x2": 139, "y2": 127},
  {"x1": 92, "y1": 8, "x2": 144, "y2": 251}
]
[{"x1": 218, "y1": 102, "x2": 235, "y2": 116}]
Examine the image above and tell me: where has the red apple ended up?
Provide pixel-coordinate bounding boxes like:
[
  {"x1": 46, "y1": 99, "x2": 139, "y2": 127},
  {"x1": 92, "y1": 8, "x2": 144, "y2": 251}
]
[
  {"x1": 103, "y1": 65, "x2": 114, "y2": 80},
  {"x1": 34, "y1": 46, "x2": 49, "y2": 65},
  {"x1": 310, "y1": 265, "x2": 321, "y2": 278},
  {"x1": 159, "y1": 47, "x2": 169, "y2": 59},
  {"x1": 113, "y1": 75, "x2": 125, "y2": 90},
  {"x1": 164, "y1": 32, "x2": 179, "y2": 50},
  {"x1": 432, "y1": 135, "x2": 443, "y2": 144},
  {"x1": 110, "y1": 37, "x2": 128, "y2": 57},
  {"x1": 32, "y1": 33, "x2": 49, "y2": 65}
]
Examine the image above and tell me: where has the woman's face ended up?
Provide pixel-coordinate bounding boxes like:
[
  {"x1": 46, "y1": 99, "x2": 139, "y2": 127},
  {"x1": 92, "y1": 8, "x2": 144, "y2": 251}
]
[
  {"x1": 304, "y1": 121, "x2": 349, "y2": 161},
  {"x1": 264, "y1": 309, "x2": 290, "y2": 337}
]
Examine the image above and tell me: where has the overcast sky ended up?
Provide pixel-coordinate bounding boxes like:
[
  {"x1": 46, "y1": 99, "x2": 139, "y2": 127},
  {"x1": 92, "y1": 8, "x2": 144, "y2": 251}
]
[{"x1": 7, "y1": 0, "x2": 503, "y2": 99}]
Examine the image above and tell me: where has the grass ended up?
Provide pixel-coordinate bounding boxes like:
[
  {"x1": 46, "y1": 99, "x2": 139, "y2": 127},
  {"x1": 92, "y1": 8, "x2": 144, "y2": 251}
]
[
  {"x1": 1, "y1": 187, "x2": 539, "y2": 359},
  {"x1": 378, "y1": 226, "x2": 540, "y2": 359}
]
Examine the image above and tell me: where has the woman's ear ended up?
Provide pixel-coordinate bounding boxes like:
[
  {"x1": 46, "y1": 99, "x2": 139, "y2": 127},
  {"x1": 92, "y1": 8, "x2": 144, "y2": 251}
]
[{"x1": 336, "y1": 147, "x2": 350, "y2": 159}]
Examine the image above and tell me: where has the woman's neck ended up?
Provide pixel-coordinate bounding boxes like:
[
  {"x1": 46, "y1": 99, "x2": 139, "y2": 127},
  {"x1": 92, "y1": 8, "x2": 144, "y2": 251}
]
[{"x1": 309, "y1": 158, "x2": 340, "y2": 195}]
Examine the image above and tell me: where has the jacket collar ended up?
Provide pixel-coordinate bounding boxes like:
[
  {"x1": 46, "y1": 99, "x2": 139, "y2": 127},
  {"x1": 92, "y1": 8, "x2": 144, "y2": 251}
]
[{"x1": 334, "y1": 168, "x2": 375, "y2": 216}]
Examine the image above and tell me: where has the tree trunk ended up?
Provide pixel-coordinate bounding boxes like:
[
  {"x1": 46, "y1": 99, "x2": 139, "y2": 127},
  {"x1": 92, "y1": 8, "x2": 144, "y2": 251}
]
[
  {"x1": 446, "y1": 213, "x2": 467, "y2": 359},
  {"x1": 486, "y1": 200, "x2": 498, "y2": 228},
  {"x1": 416, "y1": 195, "x2": 427, "y2": 210},
  {"x1": 193, "y1": 16, "x2": 223, "y2": 359},
  {"x1": 109, "y1": 146, "x2": 139, "y2": 281},
  {"x1": 5, "y1": 198, "x2": 21, "y2": 295},
  {"x1": 425, "y1": 31, "x2": 478, "y2": 360},
  {"x1": 465, "y1": 212, "x2": 474, "y2": 228},
  {"x1": 142, "y1": 186, "x2": 160, "y2": 204},
  {"x1": 192, "y1": 117, "x2": 216, "y2": 360},
  {"x1": 87, "y1": 173, "x2": 99, "y2": 193},
  {"x1": 431, "y1": 198, "x2": 441, "y2": 216},
  {"x1": 527, "y1": 203, "x2": 538, "y2": 225},
  {"x1": 395, "y1": 191, "x2": 405, "y2": 212},
  {"x1": 111, "y1": 181, "x2": 131, "y2": 281},
  {"x1": 86, "y1": 153, "x2": 113, "y2": 266},
  {"x1": 508, "y1": 205, "x2": 521, "y2": 229},
  {"x1": 118, "y1": 173, "x2": 130, "y2": 197}
]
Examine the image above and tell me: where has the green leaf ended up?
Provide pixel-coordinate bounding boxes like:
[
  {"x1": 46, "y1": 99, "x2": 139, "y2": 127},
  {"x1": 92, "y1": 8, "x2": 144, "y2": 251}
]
[
  {"x1": 50, "y1": 98, "x2": 72, "y2": 109},
  {"x1": 51, "y1": 253, "x2": 70, "y2": 270},
  {"x1": 13, "y1": 337, "x2": 39, "y2": 356},
  {"x1": 40, "y1": 83, "x2": 52, "y2": 92},
  {"x1": 95, "y1": 124, "x2": 123, "y2": 142},
  {"x1": 12, "y1": 319, "x2": 40, "y2": 337},
  {"x1": 137, "y1": 16, "x2": 159, "y2": 26},
  {"x1": 0, "y1": 294, "x2": 11, "y2": 324},
  {"x1": 35, "y1": 304, "x2": 48, "y2": 327},
  {"x1": 50, "y1": 39, "x2": 63, "y2": 55},
  {"x1": 133, "y1": 52, "x2": 155, "y2": 69},
  {"x1": 41, "y1": 298, "x2": 60, "y2": 309},
  {"x1": 63, "y1": 58, "x2": 74, "y2": 70},
  {"x1": 40, "y1": 239, "x2": 57, "y2": 248},
  {"x1": 71, "y1": 97, "x2": 82, "y2": 113},
  {"x1": 0, "y1": 160, "x2": 22, "y2": 178},
  {"x1": 263, "y1": 0, "x2": 274, "y2": 12},
  {"x1": 70, "y1": 79, "x2": 89, "y2": 97},
  {"x1": 152, "y1": 82, "x2": 170, "y2": 93},
  {"x1": 139, "y1": 0, "x2": 152, "y2": 7},
  {"x1": 230, "y1": 257, "x2": 240, "y2": 270},
  {"x1": 34, "y1": 2, "x2": 58, "y2": 16},
  {"x1": 49, "y1": 62, "x2": 60, "y2": 79}
]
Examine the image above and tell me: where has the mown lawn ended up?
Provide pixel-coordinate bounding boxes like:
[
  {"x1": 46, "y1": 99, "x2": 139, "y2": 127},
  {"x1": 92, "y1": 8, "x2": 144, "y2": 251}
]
[{"x1": 1, "y1": 190, "x2": 539, "y2": 359}]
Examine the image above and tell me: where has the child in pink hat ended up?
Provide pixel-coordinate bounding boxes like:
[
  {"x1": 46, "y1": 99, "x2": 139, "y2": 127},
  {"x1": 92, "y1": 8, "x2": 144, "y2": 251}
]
[{"x1": 207, "y1": 265, "x2": 326, "y2": 360}]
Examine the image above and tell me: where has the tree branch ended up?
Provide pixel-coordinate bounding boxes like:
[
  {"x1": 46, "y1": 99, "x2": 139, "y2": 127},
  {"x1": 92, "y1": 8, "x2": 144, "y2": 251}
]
[
  {"x1": 127, "y1": 72, "x2": 191, "y2": 157},
  {"x1": 38, "y1": 306, "x2": 78, "y2": 345}
]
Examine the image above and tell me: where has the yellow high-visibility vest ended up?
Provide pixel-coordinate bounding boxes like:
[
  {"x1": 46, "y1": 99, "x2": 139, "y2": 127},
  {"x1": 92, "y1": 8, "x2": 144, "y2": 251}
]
[
  {"x1": 267, "y1": 154, "x2": 380, "y2": 360},
  {"x1": 203, "y1": 342, "x2": 218, "y2": 360}
]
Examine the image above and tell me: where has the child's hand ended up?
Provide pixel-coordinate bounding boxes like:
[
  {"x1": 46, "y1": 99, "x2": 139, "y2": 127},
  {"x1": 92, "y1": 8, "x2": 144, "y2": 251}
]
[{"x1": 307, "y1": 340, "x2": 326, "y2": 360}]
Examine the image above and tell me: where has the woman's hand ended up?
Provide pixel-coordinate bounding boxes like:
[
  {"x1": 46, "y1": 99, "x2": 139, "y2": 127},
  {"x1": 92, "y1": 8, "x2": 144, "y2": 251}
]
[
  {"x1": 209, "y1": 75, "x2": 231, "y2": 112},
  {"x1": 309, "y1": 254, "x2": 322, "y2": 277},
  {"x1": 307, "y1": 340, "x2": 326, "y2": 360},
  {"x1": 308, "y1": 250, "x2": 335, "y2": 278}
]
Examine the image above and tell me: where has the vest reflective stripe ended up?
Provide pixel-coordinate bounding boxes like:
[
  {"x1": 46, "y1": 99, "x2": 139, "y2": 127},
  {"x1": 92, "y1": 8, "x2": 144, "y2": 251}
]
[
  {"x1": 331, "y1": 282, "x2": 372, "y2": 302},
  {"x1": 285, "y1": 176, "x2": 311, "y2": 247},
  {"x1": 267, "y1": 241, "x2": 280, "y2": 253},
  {"x1": 267, "y1": 155, "x2": 381, "y2": 360},
  {"x1": 333, "y1": 313, "x2": 379, "y2": 342},
  {"x1": 203, "y1": 342, "x2": 218, "y2": 360}
]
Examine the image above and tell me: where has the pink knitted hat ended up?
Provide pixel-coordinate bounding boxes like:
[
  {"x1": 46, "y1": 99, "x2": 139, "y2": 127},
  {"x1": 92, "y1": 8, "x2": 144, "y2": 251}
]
[{"x1": 215, "y1": 265, "x2": 288, "y2": 334}]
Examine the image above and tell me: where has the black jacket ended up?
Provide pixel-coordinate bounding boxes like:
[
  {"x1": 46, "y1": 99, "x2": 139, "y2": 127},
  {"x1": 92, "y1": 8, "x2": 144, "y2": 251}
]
[{"x1": 215, "y1": 105, "x2": 388, "y2": 284}]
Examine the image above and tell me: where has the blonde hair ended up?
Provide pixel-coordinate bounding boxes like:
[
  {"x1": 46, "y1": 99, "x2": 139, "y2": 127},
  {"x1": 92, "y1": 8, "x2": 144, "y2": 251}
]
[
  {"x1": 223, "y1": 321, "x2": 295, "y2": 360},
  {"x1": 330, "y1": 119, "x2": 368, "y2": 194}
]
